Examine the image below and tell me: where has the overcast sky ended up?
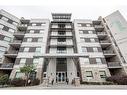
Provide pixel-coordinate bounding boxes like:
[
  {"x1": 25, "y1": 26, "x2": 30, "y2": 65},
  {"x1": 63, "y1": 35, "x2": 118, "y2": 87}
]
[{"x1": 0, "y1": 0, "x2": 127, "y2": 21}]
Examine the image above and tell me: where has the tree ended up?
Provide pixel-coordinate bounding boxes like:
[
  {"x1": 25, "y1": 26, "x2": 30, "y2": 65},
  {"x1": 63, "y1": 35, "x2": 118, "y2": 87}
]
[
  {"x1": 20, "y1": 65, "x2": 36, "y2": 86},
  {"x1": 0, "y1": 74, "x2": 9, "y2": 87}
]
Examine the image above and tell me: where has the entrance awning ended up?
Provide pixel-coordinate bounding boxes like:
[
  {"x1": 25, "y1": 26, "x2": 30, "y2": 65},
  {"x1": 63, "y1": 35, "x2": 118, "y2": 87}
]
[{"x1": 34, "y1": 53, "x2": 89, "y2": 58}]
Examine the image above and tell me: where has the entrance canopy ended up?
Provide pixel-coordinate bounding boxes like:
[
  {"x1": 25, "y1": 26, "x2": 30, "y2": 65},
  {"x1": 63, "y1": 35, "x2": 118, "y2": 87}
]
[{"x1": 34, "y1": 53, "x2": 89, "y2": 58}]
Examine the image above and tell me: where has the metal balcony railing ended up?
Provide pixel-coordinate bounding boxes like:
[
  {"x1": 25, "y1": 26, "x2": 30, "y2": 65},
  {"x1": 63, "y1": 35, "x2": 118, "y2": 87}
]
[
  {"x1": 18, "y1": 24, "x2": 27, "y2": 27},
  {"x1": 57, "y1": 42, "x2": 66, "y2": 45},
  {"x1": 56, "y1": 51, "x2": 67, "y2": 54},
  {"x1": 103, "y1": 50, "x2": 114, "y2": 54},
  {"x1": 5, "y1": 50, "x2": 18, "y2": 54},
  {"x1": 0, "y1": 63, "x2": 14, "y2": 69},
  {"x1": 94, "y1": 25, "x2": 104, "y2": 28},
  {"x1": 58, "y1": 33, "x2": 66, "y2": 36},
  {"x1": 97, "y1": 32, "x2": 107, "y2": 35},
  {"x1": 14, "y1": 31, "x2": 25, "y2": 35},
  {"x1": 12, "y1": 40, "x2": 22, "y2": 43},
  {"x1": 107, "y1": 62, "x2": 122, "y2": 68},
  {"x1": 100, "y1": 40, "x2": 110, "y2": 43}
]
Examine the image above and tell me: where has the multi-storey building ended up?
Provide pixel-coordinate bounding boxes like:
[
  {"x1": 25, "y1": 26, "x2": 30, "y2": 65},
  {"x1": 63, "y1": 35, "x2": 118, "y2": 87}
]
[{"x1": 0, "y1": 9, "x2": 127, "y2": 84}]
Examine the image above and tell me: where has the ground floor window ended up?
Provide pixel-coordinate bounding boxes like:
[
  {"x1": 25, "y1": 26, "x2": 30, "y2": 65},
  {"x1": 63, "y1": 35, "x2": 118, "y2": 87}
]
[
  {"x1": 15, "y1": 72, "x2": 25, "y2": 78},
  {"x1": 99, "y1": 71, "x2": 106, "y2": 79},
  {"x1": 86, "y1": 71, "x2": 93, "y2": 80},
  {"x1": 29, "y1": 72, "x2": 36, "y2": 80}
]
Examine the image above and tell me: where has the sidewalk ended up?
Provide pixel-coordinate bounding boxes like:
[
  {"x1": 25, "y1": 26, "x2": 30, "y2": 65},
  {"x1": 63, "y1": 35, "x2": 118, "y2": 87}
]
[{"x1": 1, "y1": 83, "x2": 127, "y2": 89}]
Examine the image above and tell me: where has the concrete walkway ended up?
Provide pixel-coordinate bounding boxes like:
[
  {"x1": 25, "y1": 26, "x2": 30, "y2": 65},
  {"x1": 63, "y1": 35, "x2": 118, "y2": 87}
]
[{"x1": 1, "y1": 83, "x2": 127, "y2": 89}]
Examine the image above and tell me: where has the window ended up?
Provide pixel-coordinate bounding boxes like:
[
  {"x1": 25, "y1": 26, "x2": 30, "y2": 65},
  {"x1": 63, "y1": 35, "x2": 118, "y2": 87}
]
[
  {"x1": 15, "y1": 72, "x2": 25, "y2": 78},
  {"x1": 40, "y1": 30, "x2": 44, "y2": 33},
  {"x1": 0, "y1": 46, "x2": 6, "y2": 51},
  {"x1": 57, "y1": 47, "x2": 66, "y2": 53},
  {"x1": 93, "y1": 47, "x2": 98, "y2": 52},
  {"x1": 0, "y1": 50, "x2": 4, "y2": 55},
  {"x1": 35, "y1": 47, "x2": 41, "y2": 52},
  {"x1": 78, "y1": 23, "x2": 85, "y2": 27},
  {"x1": 79, "y1": 30, "x2": 83, "y2": 34},
  {"x1": 90, "y1": 38, "x2": 95, "y2": 42},
  {"x1": 84, "y1": 58, "x2": 90, "y2": 64},
  {"x1": 4, "y1": 36, "x2": 11, "y2": 42},
  {"x1": 0, "y1": 58, "x2": 2, "y2": 62},
  {"x1": 2, "y1": 26, "x2": 9, "y2": 31},
  {"x1": 29, "y1": 72, "x2": 36, "y2": 80},
  {"x1": 80, "y1": 38, "x2": 85, "y2": 42},
  {"x1": 0, "y1": 24, "x2": 4, "y2": 29},
  {"x1": 99, "y1": 71, "x2": 106, "y2": 79},
  {"x1": 58, "y1": 38, "x2": 66, "y2": 42},
  {"x1": 27, "y1": 38, "x2": 32, "y2": 42},
  {"x1": 30, "y1": 30, "x2": 34, "y2": 33},
  {"x1": 86, "y1": 71, "x2": 93, "y2": 80},
  {"x1": 33, "y1": 58, "x2": 39, "y2": 64},
  {"x1": 86, "y1": 24, "x2": 91, "y2": 27},
  {"x1": 58, "y1": 31, "x2": 65, "y2": 35},
  {"x1": 38, "y1": 38, "x2": 43, "y2": 42},
  {"x1": 8, "y1": 19, "x2": 13, "y2": 24},
  {"x1": 9, "y1": 28, "x2": 15, "y2": 33},
  {"x1": 82, "y1": 47, "x2": 87, "y2": 52},
  {"x1": 13, "y1": 22, "x2": 18, "y2": 26},
  {"x1": 32, "y1": 23, "x2": 36, "y2": 26},
  {"x1": 24, "y1": 47, "x2": 29, "y2": 52},
  {"x1": 1, "y1": 17, "x2": 8, "y2": 21},
  {"x1": 57, "y1": 58, "x2": 66, "y2": 64},
  {"x1": 20, "y1": 58, "x2": 26, "y2": 64},
  {"x1": 41, "y1": 23, "x2": 46, "y2": 26},
  {"x1": 96, "y1": 58, "x2": 102, "y2": 64},
  {"x1": 88, "y1": 31, "x2": 93, "y2": 34}
]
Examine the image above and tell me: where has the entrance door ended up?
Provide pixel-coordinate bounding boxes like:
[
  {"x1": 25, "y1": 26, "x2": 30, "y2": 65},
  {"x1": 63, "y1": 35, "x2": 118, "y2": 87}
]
[{"x1": 56, "y1": 72, "x2": 67, "y2": 83}]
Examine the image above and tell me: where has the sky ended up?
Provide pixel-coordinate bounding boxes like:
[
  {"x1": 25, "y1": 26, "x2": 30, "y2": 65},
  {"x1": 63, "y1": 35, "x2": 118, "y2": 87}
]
[{"x1": 0, "y1": 0, "x2": 127, "y2": 21}]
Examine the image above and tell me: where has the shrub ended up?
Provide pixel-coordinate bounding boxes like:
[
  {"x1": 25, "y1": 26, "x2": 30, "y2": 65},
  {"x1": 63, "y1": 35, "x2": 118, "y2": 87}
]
[
  {"x1": 0, "y1": 74, "x2": 9, "y2": 86},
  {"x1": 31, "y1": 79, "x2": 40, "y2": 86},
  {"x1": 106, "y1": 75, "x2": 127, "y2": 85},
  {"x1": 10, "y1": 78, "x2": 26, "y2": 87},
  {"x1": 80, "y1": 81, "x2": 114, "y2": 85}
]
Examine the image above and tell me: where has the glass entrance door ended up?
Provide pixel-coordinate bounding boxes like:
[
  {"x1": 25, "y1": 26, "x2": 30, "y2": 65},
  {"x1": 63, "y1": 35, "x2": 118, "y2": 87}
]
[{"x1": 56, "y1": 72, "x2": 67, "y2": 83}]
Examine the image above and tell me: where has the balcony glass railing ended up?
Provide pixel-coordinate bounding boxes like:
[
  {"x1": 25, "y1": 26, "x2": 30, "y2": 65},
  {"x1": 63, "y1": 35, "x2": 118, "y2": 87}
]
[
  {"x1": 103, "y1": 50, "x2": 114, "y2": 54},
  {"x1": 5, "y1": 50, "x2": 18, "y2": 54},
  {"x1": 57, "y1": 42, "x2": 66, "y2": 45},
  {"x1": 97, "y1": 32, "x2": 107, "y2": 35},
  {"x1": 100, "y1": 40, "x2": 110, "y2": 43},
  {"x1": 94, "y1": 25, "x2": 104, "y2": 28},
  {"x1": 56, "y1": 50, "x2": 67, "y2": 53},
  {"x1": 107, "y1": 62, "x2": 121, "y2": 67},
  {"x1": 12, "y1": 40, "x2": 22, "y2": 43},
  {"x1": 14, "y1": 31, "x2": 25, "y2": 35},
  {"x1": 0, "y1": 63, "x2": 14, "y2": 68},
  {"x1": 18, "y1": 24, "x2": 27, "y2": 27}
]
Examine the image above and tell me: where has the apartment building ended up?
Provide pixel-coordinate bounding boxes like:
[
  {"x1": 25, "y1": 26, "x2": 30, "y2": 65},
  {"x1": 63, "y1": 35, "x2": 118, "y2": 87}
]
[{"x1": 0, "y1": 9, "x2": 127, "y2": 84}]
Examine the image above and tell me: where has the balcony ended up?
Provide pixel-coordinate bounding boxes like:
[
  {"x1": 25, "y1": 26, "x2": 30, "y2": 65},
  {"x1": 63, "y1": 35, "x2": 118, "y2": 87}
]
[
  {"x1": 0, "y1": 63, "x2": 14, "y2": 70},
  {"x1": 13, "y1": 31, "x2": 25, "y2": 38},
  {"x1": 94, "y1": 25, "x2": 104, "y2": 32},
  {"x1": 50, "y1": 33, "x2": 72, "y2": 38},
  {"x1": 9, "y1": 40, "x2": 22, "y2": 47},
  {"x1": 103, "y1": 50, "x2": 116, "y2": 58},
  {"x1": 100, "y1": 40, "x2": 111, "y2": 48},
  {"x1": 50, "y1": 42, "x2": 73, "y2": 47},
  {"x1": 18, "y1": 24, "x2": 27, "y2": 31},
  {"x1": 97, "y1": 32, "x2": 107, "y2": 39},
  {"x1": 107, "y1": 62, "x2": 122, "y2": 69},
  {"x1": 56, "y1": 50, "x2": 67, "y2": 54},
  {"x1": 93, "y1": 20, "x2": 101, "y2": 25},
  {"x1": 57, "y1": 42, "x2": 67, "y2": 45},
  {"x1": 4, "y1": 50, "x2": 18, "y2": 58}
]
